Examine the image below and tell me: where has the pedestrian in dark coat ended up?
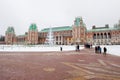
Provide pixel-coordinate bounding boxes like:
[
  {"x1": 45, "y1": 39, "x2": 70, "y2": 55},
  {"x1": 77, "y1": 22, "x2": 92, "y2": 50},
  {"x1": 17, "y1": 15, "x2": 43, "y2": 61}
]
[
  {"x1": 98, "y1": 46, "x2": 100, "y2": 53},
  {"x1": 60, "y1": 47, "x2": 62, "y2": 51},
  {"x1": 76, "y1": 44, "x2": 80, "y2": 51},
  {"x1": 77, "y1": 44, "x2": 79, "y2": 51},
  {"x1": 95, "y1": 46, "x2": 97, "y2": 53},
  {"x1": 103, "y1": 47, "x2": 107, "y2": 55},
  {"x1": 99, "y1": 46, "x2": 102, "y2": 54}
]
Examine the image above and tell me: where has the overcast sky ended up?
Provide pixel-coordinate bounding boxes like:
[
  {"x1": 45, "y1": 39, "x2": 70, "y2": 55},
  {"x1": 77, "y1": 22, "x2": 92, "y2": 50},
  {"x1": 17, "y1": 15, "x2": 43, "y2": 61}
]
[{"x1": 0, "y1": 0, "x2": 120, "y2": 35}]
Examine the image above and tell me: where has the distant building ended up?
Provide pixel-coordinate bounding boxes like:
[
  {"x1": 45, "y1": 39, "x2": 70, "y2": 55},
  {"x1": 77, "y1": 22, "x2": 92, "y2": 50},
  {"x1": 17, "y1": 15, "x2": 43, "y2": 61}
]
[
  {"x1": 1, "y1": 17, "x2": 120, "y2": 45},
  {"x1": 5, "y1": 27, "x2": 16, "y2": 44},
  {"x1": 72, "y1": 17, "x2": 86, "y2": 44},
  {"x1": 27, "y1": 23, "x2": 38, "y2": 45},
  {"x1": 87, "y1": 23, "x2": 120, "y2": 45}
]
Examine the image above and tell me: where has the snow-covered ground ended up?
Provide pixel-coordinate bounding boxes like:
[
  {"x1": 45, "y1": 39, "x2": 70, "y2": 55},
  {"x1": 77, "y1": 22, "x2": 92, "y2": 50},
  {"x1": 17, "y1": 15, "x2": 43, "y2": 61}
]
[
  {"x1": 0, "y1": 45, "x2": 84, "y2": 52},
  {"x1": 100, "y1": 45, "x2": 120, "y2": 56},
  {"x1": 0, "y1": 45, "x2": 120, "y2": 56}
]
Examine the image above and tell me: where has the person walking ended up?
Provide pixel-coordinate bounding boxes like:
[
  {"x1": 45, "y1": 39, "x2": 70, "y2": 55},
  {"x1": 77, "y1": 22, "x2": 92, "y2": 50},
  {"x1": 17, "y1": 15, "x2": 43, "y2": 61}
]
[
  {"x1": 95, "y1": 46, "x2": 97, "y2": 53},
  {"x1": 90, "y1": 44, "x2": 92, "y2": 48},
  {"x1": 103, "y1": 47, "x2": 107, "y2": 55},
  {"x1": 99, "y1": 46, "x2": 102, "y2": 54},
  {"x1": 97, "y1": 46, "x2": 100, "y2": 53},
  {"x1": 60, "y1": 47, "x2": 62, "y2": 51},
  {"x1": 76, "y1": 44, "x2": 80, "y2": 52},
  {"x1": 77, "y1": 44, "x2": 80, "y2": 51}
]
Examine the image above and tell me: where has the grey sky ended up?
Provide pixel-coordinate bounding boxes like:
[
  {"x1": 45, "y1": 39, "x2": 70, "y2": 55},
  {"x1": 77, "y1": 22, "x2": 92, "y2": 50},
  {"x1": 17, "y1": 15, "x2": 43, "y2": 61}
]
[{"x1": 0, "y1": 0, "x2": 120, "y2": 35}]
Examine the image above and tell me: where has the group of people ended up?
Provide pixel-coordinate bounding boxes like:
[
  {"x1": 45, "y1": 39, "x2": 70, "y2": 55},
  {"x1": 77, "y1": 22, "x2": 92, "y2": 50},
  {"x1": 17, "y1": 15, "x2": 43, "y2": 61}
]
[
  {"x1": 60, "y1": 44, "x2": 107, "y2": 55},
  {"x1": 84, "y1": 43, "x2": 92, "y2": 49},
  {"x1": 95, "y1": 46, "x2": 107, "y2": 55}
]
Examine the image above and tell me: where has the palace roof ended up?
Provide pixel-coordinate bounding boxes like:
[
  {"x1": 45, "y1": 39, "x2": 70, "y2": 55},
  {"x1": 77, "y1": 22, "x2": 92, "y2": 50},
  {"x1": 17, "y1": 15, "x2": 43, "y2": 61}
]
[
  {"x1": 5, "y1": 27, "x2": 15, "y2": 34},
  {"x1": 87, "y1": 26, "x2": 120, "y2": 32},
  {"x1": 40, "y1": 26, "x2": 72, "y2": 32}
]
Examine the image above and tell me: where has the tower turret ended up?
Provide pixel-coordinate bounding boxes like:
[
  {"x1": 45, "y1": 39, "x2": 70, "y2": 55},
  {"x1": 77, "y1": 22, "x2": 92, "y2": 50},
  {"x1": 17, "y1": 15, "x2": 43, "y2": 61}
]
[
  {"x1": 5, "y1": 27, "x2": 16, "y2": 44},
  {"x1": 72, "y1": 17, "x2": 86, "y2": 44},
  {"x1": 27, "y1": 23, "x2": 38, "y2": 45}
]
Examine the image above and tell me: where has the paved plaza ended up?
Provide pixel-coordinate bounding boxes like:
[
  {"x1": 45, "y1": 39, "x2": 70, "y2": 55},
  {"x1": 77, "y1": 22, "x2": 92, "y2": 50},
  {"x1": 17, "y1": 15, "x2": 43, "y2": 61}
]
[{"x1": 0, "y1": 49, "x2": 120, "y2": 80}]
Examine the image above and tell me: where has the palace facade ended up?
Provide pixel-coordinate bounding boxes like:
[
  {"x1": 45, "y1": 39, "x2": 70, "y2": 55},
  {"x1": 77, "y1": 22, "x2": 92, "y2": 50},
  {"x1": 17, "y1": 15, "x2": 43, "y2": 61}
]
[{"x1": 1, "y1": 17, "x2": 120, "y2": 45}]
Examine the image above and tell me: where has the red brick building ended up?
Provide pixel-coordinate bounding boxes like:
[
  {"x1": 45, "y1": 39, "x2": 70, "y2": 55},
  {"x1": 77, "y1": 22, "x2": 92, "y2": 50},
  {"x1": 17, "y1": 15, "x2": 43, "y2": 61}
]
[
  {"x1": 5, "y1": 27, "x2": 16, "y2": 44},
  {"x1": 1, "y1": 17, "x2": 120, "y2": 45}
]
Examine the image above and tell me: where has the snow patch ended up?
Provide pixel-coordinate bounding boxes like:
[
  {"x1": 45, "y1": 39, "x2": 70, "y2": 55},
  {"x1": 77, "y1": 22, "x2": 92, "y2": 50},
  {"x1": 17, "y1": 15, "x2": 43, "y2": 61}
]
[{"x1": 0, "y1": 45, "x2": 84, "y2": 52}]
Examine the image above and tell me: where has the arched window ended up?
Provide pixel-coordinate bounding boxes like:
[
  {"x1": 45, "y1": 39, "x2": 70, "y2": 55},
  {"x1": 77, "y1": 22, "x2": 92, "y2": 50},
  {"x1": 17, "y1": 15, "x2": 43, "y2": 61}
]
[
  {"x1": 97, "y1": 33, "x2": 100, "y2": 39},
  {"x1": 104, "y1": 33, "x2": 107, "y2": 39},
  {"x1": 93, "y1": 34, "x2": 96, "y2": 39},
  {"x1": 101, "y1": 33, "x2": 103, "y2": 39},
  {"x1": 108, "y1": 33, "x2": 111, "y2": 39}
]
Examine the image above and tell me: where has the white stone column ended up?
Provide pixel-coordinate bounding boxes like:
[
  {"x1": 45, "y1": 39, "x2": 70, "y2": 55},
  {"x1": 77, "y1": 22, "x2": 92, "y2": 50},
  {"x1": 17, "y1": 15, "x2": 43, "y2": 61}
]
[
  {"x1": 103, "y1": 33, "x2": 105, "y2": 39},
  {"x1": 99, "y1": 33, "x2": 101, "y2": 39},
  {"x1": 95, "y1": 33, "x2": 97, "y2": 44},
  {"x1": 61, "y1": 36, "x2": 63, "y2": 45},
  {"x1": 107, "y1": 33, "x2": 109, "y2": 39},
  {"x1": 54, "y1": 36, "x2": 56, "y2": 45},
  {"x1": 107, "y1": 33, "x2": 109, "y2": 44},
  {"x1": 58, "y1": 36, "x2": 60, "y2": 44}
]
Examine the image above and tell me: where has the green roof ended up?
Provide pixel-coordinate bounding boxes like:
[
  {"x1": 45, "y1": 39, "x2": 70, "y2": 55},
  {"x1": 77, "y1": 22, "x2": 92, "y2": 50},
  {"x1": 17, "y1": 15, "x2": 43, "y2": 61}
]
[
  {"x1": 40, "y1": 26, "x2": 72, "y2": 32},
  {"x1": 74, "y1": 17, "x2": 86, "y2": 27},
  {"x1": 75, "y1": 17, "x2": 81, "y2": 26},
  {"x1": 29, "y1": 23, "x2": 38, "y2": 31},
  {"x1": 6, "y1": 27, "x2": 15, "y2": 34},
  {"x1": 87, "y1": 27, "x2": 120, "y2": 32},
  {"x1": 17, "y1": 34, "x2": 27, "y2": 37}
]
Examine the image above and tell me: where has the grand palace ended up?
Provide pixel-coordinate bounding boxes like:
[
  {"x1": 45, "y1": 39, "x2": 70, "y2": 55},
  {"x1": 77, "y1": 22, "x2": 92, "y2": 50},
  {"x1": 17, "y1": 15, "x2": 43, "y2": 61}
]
[{"x1": 0, "y1": 17, "x2": 120, "y2": 45}]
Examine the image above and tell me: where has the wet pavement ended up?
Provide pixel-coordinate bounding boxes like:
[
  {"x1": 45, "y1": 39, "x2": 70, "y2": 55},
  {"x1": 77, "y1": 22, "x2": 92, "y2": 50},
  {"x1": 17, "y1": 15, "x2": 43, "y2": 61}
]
[{"x1": 0, "y1": 49, "x2": 120, "y2": 80}]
